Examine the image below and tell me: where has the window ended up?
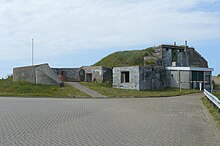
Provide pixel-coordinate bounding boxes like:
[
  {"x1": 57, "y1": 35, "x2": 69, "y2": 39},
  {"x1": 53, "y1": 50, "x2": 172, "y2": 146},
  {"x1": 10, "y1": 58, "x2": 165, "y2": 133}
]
[
  {"x1": 172, "y1": 50, "x2": 178, "y2": 62},
  {"x1": 121, "y1": 71, "x2": 129, "y2": 83},
  {"x1": 205, "y1": 74, "x2": 210, "y2": 84}
]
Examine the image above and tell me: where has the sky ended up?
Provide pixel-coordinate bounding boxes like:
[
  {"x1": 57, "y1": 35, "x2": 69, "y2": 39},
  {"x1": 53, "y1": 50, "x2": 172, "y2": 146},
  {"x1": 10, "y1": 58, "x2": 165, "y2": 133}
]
[{"x1": 0, "y1": 0, "x2": 220, "y2": 78}]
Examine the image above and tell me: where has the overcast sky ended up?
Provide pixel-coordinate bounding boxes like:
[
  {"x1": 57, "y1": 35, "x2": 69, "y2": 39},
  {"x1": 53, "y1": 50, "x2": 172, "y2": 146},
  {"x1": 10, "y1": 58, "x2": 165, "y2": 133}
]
[{"x1": 0, "y1": 0, "x2": 220, "y2": 78}]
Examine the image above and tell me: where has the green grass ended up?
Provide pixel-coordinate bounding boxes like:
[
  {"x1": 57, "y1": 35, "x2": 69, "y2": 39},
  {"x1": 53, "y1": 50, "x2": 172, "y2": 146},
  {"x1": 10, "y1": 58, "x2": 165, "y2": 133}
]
[
  {"x1": 93, "y1": 47, "x2": 156, "y2": 67},
  {"x1": 0, "y1": 78, "x2": 89, "y2": 98},
  {"x1": 201, "y1": 96, "x2": 220, "y2": 130},
  {"x1": 214, "y1": 92, "x2": 220, "y2": 99},
  {"x1": 80, "y1": 82, "x2": 200, "y2": 98}
]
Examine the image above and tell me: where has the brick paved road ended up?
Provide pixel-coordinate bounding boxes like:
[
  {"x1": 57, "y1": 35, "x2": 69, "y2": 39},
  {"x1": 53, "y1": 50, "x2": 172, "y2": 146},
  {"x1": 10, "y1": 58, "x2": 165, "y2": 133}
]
[{"x1": 0, "y1": 94, "x2": 220, "y2": 146}]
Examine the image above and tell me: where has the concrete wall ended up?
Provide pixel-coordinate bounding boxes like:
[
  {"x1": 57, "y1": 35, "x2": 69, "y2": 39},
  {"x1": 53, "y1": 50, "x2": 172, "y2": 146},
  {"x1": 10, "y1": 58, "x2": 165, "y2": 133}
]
[
  {"x1": 161, "y1": 47, "x2": 172, "y2": 67},
  {"x1": 82, "y1": 66, "x2": 112, "y2": 83},
  {"x1": 113, "y1": 66, "x2": 140, "y2": 90},
  {"x1": 167, "y1": 70, "x2": 191, "y2": 89},
  {"x1": 159, "y1": 45, "x2": 208, "y2": 68},
  {"x1": 113, "y1": 66, "x2": 166, "y2": 90},
  {"x1": 52, "y1": 68, "x2": 83, "y2": 82},
  {"x1": 13, "y1": 66, "x2": 36, "y2": 83},
  {"x1": 188, "y1": 49, "x2": 208, "y2": 67},
  {"x1": 162, "y1": 46, "x2": 189, "y2": 67},
  {"x1": 82, "y1": 66, "x2": 103, "y2": 82},
  {"x1": 139, "y1": 66, "x2": 166, "y2": 90},
  {"x1": 102, "y1": 67, "x2": 113, "y2": 82},
  {"x1": 52, "y1": 66, "x2": 112, "y2": 83},
  {"x1": 36, "y1": 64, "x2": 62, "y2": 85},
  {"x1": 166, "y1": 70, "x2": 212, "y2": 90},
  {"x1": 13, "y1": 63, "x2": 63, "y2": 86}
]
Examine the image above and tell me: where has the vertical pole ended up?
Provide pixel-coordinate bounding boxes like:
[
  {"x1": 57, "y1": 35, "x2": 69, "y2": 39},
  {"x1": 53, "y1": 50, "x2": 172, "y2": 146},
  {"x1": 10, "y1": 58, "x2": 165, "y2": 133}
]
[
  {"x1": 32, "y1": 38, "x2": 34, "y2": 66},
  {"x1": 179, "y1": 70, "x2": 181, "y2": 92},
  {"x1": 186, "y1": 40, "x2": 189, "y2": 66},
  {"x1": 199, "y1": 81, "x2": 202, "y2": 91},
  {"x1": 32, "y1": 38, "x2": 36, "y2": 84}
]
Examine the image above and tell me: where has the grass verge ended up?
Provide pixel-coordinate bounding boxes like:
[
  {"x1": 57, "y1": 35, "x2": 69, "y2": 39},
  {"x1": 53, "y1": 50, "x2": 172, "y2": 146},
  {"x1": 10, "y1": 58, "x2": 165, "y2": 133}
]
[
  {"x1": 214, "y1": 92, "x2": 220, "y2": 98},
  {"x1": 0, "y1": 78, "x2": 89, "y2": 98},
  {"x1": 201, "y1": 96, "x2": 220, "y2": 130},
  {"x1": 80, "y1": 82, "x2": 200, "y2": 98}
]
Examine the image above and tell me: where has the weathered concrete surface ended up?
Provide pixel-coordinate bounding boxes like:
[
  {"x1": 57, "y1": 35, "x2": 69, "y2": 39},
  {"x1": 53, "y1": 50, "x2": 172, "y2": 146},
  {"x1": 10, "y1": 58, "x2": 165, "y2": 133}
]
[
  {"x1": 53, "y1": 66, "x2": 112, "y2": 83},
  {"x1": 52, "y1": 68, "x2": 84, "y2": 82},
  {"x1": 113, "y1": 66, "x2": 165, "y2": 90},
  {"x1": 13, "y1": 63, "x2": 63, "y2": 86},
  {"x1": 0, "y1": 94, "x2": 219, "y2": 146},
  {"x1": 67, "y1": 82, "x2": 107, "y2": 98},
  {"x1": 144, "y1": 45, "x2": 208, "y2": 68},
  {"x1": 113, "y1": 66, "x2": 140, "y2": 90},
  {"x1": 82, "y1": 66, "x2": 112, "y2": 83}
]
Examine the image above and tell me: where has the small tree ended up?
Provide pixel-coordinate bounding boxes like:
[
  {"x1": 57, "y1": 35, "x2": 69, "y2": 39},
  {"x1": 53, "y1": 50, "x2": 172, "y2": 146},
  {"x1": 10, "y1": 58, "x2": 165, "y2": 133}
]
[
  {"x1": 6, "y1": 74, "x2": 13, "y2": 80},
  {"x1": 217, "y1": 74, "x2": 220, "y2": 78}
]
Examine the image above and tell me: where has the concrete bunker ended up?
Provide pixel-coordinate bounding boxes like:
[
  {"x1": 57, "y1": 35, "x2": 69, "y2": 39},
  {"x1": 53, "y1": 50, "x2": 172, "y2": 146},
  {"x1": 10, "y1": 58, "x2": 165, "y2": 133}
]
[
  {"x1": 113, "y1": 44, "x2": 213, "y2": 91},
  {"x1": 52, "y1": 66, "x2": 112, "y2": 83},
  {"x1": 113, "y1": 66, "x2": 166, "y2": 90},
  {"x1": 13, "y1": 63, "x2": 63, "y2": 86}
]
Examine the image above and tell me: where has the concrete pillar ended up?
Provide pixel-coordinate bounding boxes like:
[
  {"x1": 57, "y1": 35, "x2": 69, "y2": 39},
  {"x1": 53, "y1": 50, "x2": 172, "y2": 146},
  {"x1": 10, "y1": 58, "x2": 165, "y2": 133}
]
[{"x1": 199, "y1": 82, "x2": 202, "y2": 91}]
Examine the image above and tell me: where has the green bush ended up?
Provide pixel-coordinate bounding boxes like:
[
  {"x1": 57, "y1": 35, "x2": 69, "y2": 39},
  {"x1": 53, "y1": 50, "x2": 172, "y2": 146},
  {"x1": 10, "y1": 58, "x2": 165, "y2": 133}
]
[
  {"x1": 144, "y1": 58, "x2": 156, "y2": 66},
  {"x1": 6, "y1": 74, "x2": 13, "y2": 80}
]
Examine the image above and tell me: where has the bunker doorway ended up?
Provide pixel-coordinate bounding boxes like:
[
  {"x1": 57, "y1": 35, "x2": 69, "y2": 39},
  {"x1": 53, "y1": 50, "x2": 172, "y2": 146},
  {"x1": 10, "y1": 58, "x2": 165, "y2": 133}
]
[
  {"x1": 192, "y1": 71, "x2": 204, "y2": 90},
  {"x1": 86, "y1": 73, "x2": 92, "y2": 82},
  {"x1": 79, "y1": 69, "x2": 85, "y2": 82}
]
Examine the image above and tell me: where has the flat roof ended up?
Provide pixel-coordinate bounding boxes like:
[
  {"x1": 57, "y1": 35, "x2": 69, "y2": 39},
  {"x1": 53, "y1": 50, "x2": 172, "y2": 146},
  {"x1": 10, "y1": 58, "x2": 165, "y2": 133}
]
[{"x1": 166, "y1": 66, "x2": 214, "y2": 72}]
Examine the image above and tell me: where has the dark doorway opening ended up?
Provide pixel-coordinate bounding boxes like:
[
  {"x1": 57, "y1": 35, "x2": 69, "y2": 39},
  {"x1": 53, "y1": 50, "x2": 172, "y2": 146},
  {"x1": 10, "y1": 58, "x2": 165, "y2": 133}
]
[
  {"x1": 192, "y1": 71, "x2": 204, "y2": 90},
  {"x1": 79, "y1": 69, "x2": 85, "y2": 81},
  {"x1": 86, "y1": 73, "x2": 92, "y2": 82}
]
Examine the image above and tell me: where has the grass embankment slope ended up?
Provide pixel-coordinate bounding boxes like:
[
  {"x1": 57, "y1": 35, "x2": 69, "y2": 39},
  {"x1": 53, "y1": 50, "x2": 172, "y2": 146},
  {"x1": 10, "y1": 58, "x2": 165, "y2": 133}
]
[
  {"x1": 94, "y1": 47, "x2": 155, "y2": 67},
  {"x1": 214, "y1": 92, "x2": 220, "y2": 98},
  {"x1": 80, "y1": 82, "x2": 200, "y2": 98},
  {"x1": 0, "y1": 77, "x2": 89, "y2": 98},
  {"x1": 202, "y1": 92, "x2": 220, "y2": 130}
]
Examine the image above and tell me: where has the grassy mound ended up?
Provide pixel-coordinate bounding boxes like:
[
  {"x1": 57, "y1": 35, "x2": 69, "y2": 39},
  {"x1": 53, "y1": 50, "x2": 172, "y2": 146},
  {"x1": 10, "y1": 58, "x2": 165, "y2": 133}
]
[
  {"x1": 94, "y1": 47, "x2": 155, "y2": 67},
  {"x1": 0, "y1": 77, "x2": 89, "y2": 98}
]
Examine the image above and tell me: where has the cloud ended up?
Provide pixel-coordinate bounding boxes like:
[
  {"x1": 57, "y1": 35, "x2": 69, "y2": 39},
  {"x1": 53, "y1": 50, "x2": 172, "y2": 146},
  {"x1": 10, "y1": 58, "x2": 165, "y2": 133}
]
[{"x1": 0, "y1": 0, "x2": 219, "y2": 60}]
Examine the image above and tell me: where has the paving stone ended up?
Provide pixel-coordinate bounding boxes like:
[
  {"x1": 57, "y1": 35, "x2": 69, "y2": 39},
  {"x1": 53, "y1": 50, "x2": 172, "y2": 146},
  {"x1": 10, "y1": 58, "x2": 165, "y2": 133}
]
[{"x1": 0, "y1": 94, "x2": 219, "y2": 145}]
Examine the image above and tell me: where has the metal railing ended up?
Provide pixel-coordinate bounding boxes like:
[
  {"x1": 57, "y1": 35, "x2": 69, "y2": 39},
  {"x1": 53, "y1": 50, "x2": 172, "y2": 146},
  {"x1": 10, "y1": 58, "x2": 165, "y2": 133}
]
[{"x1": 203, "y1": 89, "x2": 220, "y2": 112}]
